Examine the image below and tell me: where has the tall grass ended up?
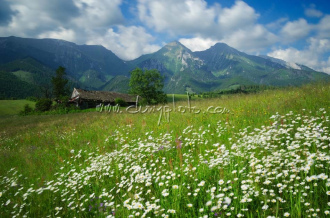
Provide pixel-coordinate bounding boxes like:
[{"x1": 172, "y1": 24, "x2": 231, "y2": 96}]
[{"x1": 0, "y1": 82, "x2": 329, "y2": 217}]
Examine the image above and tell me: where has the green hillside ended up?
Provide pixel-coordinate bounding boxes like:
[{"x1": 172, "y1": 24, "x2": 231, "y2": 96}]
[{"x1": 101, "y1": 75, "x2": 130, "y2": 93}]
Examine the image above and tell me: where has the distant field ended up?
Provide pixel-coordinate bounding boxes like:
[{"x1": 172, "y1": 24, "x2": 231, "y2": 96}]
[
  {"x1": 166, "y1": 93, "x2": 199, "y2": 102},
  {"x1": 0, "y1": 100, "x2": 35, "y2": 116}
]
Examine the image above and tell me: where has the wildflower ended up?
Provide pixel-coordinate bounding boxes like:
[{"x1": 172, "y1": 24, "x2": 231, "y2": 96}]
[
  {"x1": 187, "y1": 204, "x2": 193, "y2": 208},
  {"x1": 199, "y1": 208, "x2": 204, "y2": 212},
  {"x1": 325, "y1": 211, "x2": 329, "y2": 215},
  {"x1": 198, "y1": 181, "x2": 206, "y2": 186},
  {"x1": 206, "y1": 201, "x2": 212, "y2": 206},
  {"x1": 241, "y1": 184, "x2": 249, "y2": 190},
  {"x1": 219, "y1": 180, "x2": 225, "y2": 185},
  {"x1": 168, "y1": 209, "x2": 176, "y2": 214},
  {"x1": 162, "y1": 192, "x2": 169, "y2": 197},
  {"x1": 172, "y1": 185, "x2": 179, "y2": 189},
  {"x1": 211, "y1": 206, "x2": 217, "y2": 211},
  {"x1": 224, "y1": 197, "x2": 231, "y2": 205},
  {"x1": 284, "y1": 212, "x2": 290, "y2": 217}
]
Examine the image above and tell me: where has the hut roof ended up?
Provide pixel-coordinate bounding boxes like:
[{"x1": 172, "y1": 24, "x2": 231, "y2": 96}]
[{"x1": 72, "y1": 88, "x2": 137, "y2": 103}]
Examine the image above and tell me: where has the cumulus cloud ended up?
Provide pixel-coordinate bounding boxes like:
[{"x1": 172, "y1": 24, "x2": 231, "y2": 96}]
[
  {"x1": 266, "y1": 17, "x2": 289, "y2": 30},
  {"x1": 179, "y1": 37, "x2": 219, "y2": 51},
  {"x1": 0, "y1": 0, "x2": 81, "y2": 37},
  {"x1": 72, "y1": 0, "x2": 124, "y2": 29},
  {"x1": 317, "y1": 15, "x2": 330, "y2": 38},
  {"x1": 305, "y1": 4, "x2": 323, "y2": 18},
  {"x1": 86, "y1": 25, "x2": 161, "y2": 60},
  {"x1": 138, "y1": 0, "x2": 218, "y2": 36},
  {"x1": 280, "y1": 19, "x2": 313, "y2": 42},
  {"x1": 268, "y1": 37, "x2": 330, "y2": 74},
  {"x1": 221, "y1": 24, "x2": 278, "y2": 53},
  {"x1": 217, "y1": 0, "x2": 259, "y2": 32},
  {"x1": 0, "y1": 0, "x2": 124, "y2": 38}
]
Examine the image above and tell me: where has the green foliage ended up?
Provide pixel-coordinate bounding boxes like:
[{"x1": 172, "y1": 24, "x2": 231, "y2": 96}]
[
  {"x1": 52, "y1": 66, "x2": 69, "y2": 99},
  {"x1": 0, "y1": 71, "x2": 40, "y2": 99},
  {"x1": 129, "y1": 68, "x2": 167, "y2": 105},
  {"x1": 114, "y1": 98, "x2": 127, "y2": 107},
  {"x1": 35, "y1": 98, "x2": 52, "y2": 112},
  {"x1": 19, "y1": 104, "x2": 33, "y2": 116}
]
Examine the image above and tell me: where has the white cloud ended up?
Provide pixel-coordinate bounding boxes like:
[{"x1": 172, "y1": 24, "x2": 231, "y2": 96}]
[
  {"x1": 305, "y1": 5, "x2": 323, "y2": 18},
  {"x1": 317, "y1": 15, "x2": 330, "y2": 38},
  {"x1": 86, "y1": 25, "x2": 161, "y2": 60},
  {"x1": 179, "y1": 37, "x2": 219, "y2": 51},
  {"x1": 38, "y1": 27, "x2": 76, "y2": 42},
  {"x1": 266, "y1": 17, "x2": 289, "y2": 30},
  {"x1": 320, "y1": 57, "x2": 330, "y2": 74},
  {"x1": 72, "y1": 0, "x2": 124, "y2": 29},
  {"x1": 0, "y1": 0, "x2": 124, "y2": 39},
  {"x1": 218, "y1": 0, "x2": 258, "y2": 32},
  {"x1": 138, "y1": 0, "x2": 218, "y2": 35},
  {"x1": 268, "y1": 37, "x2": 330, "y2": 74},
  {"x1": 221, "y1": 24, "x2": 278, "y2": 53},
  {"x1": 280, "y1": 19, "x2": 313, "y2": 42}
]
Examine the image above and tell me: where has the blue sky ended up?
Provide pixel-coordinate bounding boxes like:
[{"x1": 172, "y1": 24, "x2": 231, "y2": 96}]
[{"x1": 0, "y1": 0, "x2": 329, "y2": 73}]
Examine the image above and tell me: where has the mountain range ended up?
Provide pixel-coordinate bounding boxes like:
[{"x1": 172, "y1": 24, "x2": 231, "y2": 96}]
[{"x1": 0, "y1": 36, "x2": 329, "y2": 98}]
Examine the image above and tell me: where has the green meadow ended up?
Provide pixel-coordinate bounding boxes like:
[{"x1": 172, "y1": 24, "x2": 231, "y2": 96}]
[
  {"x1": 0, "y1": 82, "x2": 329, "y2": 217},
  {"x1": 0, "y1": 100, "x2": 35, "y2": 116}
]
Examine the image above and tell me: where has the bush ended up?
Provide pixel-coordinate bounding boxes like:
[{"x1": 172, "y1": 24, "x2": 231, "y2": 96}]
[
  {"x1": 19, "y1": 104, "x2": 33, "y2": 116},
  {"x1": 35, "y1": 98, "x2": 52, "y2": 112},
  {"x1": 114, "y1": 98, "x2": 127, "y2": 107}
]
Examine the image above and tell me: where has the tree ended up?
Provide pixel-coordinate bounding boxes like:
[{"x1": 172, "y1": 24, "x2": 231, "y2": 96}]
[
  {"x1": 114, "y1": 98, "x2": 128, "y2": 107},
  {"x1": 35, "y1": 98, "x2": 52, "y2": 112},
  {"x1": 129, "y1": 68, "x2": 167, "y2": 105},
  {"x1": 52, "y1": 66, "x2": 69, "y2": 99},
  {"x1": 19, "y1": 104, "x2": 33, "y2": 115}
]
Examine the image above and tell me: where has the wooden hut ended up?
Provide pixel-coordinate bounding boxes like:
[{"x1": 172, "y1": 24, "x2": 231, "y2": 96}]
[{"x1": 70, "y1": 88, "x2": 137, "y2": 109}]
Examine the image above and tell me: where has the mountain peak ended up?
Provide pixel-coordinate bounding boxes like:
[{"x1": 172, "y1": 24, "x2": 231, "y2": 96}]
[{"x1": 208, "y1": 42, "x2": 241, "y2": 54}]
